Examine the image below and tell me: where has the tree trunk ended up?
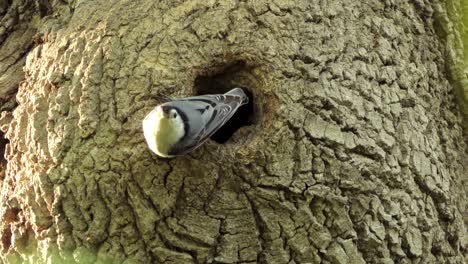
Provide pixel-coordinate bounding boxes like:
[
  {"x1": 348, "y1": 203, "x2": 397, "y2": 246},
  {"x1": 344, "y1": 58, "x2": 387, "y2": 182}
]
[{"x1": 0, "y1": 0, "x2": 467, "y2": 263}]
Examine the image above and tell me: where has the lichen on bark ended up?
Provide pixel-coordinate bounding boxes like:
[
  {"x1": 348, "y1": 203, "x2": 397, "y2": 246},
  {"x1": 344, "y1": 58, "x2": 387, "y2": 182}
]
[{"x1": 0, "y1": 0, "x2": 467, "y2": 264}]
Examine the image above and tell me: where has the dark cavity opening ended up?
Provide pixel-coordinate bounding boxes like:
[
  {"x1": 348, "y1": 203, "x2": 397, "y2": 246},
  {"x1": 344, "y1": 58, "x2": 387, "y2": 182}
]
[
  {"x1": 0, "y1": 131, "x2": 8, "y2": 179},
  {"x1": 0, "y1": 131, "x2": 7, "y2": 161},
  {"x1": 194, "y1": 61, "x2": 255, "y2": 144}
]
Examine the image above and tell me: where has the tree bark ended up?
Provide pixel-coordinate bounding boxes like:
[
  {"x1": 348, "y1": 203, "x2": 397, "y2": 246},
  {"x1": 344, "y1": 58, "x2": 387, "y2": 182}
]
[{"x1": 0, "y1": 0, "x2": 467, "y2": 263}]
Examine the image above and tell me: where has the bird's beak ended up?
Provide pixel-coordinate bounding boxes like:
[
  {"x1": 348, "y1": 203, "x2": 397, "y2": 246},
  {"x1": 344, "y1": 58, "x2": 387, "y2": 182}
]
[
  {"x1": 161, "y1": 105, "x2": 171, "y2": 118},
  {"x1": 157, "y1": 105, "x2": 169, "y2": 118}
]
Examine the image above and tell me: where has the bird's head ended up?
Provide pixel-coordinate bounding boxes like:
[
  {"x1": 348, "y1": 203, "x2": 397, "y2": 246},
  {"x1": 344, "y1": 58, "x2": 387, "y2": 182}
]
[
  {"x1": 142, "y1": 103, "x2": 185, "y2": 157},
  {"x1": 159, "y1": 105, "x2": 180, "y2": 120}
]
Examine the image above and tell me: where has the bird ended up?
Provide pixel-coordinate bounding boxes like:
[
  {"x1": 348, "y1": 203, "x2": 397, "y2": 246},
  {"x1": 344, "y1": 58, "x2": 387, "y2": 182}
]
[{"x1": 142, "y1": 88, "x2": 249, "y2": 158}]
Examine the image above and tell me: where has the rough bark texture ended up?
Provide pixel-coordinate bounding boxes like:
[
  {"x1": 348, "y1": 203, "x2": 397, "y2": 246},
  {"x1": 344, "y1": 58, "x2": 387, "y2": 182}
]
[
  {"x1": 0, "y1": 0, "x2": 467, "y2": 263},
  {"x1": 0, "y1": 0, "x2": 44, "y2": 111}
]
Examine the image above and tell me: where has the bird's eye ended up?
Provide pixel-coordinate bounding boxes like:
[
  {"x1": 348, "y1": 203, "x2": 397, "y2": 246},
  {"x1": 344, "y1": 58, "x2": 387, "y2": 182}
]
[{"x1": 171, "y1": 111, "x2": 177, "y2": 118}]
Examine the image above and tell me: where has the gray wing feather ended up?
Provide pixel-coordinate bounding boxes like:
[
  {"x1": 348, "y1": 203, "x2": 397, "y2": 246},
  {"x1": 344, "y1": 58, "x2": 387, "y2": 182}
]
[{"x1": 171, "y1": 89, "x2": 248, "y2": 155}]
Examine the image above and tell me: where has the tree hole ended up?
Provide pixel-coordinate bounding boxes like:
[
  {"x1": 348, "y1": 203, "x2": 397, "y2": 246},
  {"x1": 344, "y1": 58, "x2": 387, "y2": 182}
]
[
  {"x1": 0, "y1": 131, "x2": 8, "y2": 179},
  {"x1": 194, "y1": 61, "x2": 256, "y2": 144}
]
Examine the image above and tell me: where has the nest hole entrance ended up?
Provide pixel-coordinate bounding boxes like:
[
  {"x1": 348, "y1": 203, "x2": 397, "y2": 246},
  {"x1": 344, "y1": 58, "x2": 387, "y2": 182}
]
[
  {"x1": 0, "y1": 131, "x2": 7, "y2": 160},
  {"x1": 0, "y1": 131, "x2": 8, "y2": 176},
  {"x1": 194, "y1": 61, "x2": 256, "y2": 144}
]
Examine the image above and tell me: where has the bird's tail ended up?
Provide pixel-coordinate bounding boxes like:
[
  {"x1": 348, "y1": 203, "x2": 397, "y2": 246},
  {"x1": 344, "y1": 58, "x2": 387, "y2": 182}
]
[{"x1": 226, "y1": 88, "x2": 249, "y2": 104}]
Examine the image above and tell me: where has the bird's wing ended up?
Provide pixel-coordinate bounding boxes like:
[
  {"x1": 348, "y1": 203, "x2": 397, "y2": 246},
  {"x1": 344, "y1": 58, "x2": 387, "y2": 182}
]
[{"x1": 170, "y1": 92, "x2": 247, "y2": 155}]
